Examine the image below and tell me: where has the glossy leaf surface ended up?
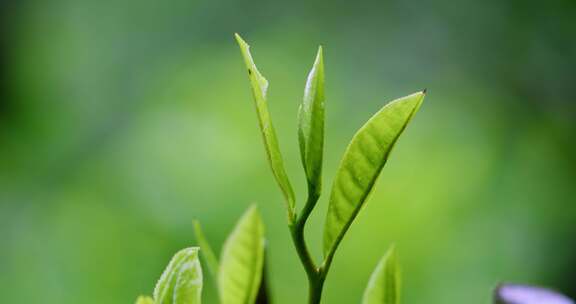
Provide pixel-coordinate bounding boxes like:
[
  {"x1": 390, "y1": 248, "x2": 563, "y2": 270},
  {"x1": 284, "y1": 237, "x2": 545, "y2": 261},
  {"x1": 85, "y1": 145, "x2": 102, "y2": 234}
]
[
  {"x1": 154, "y1": 247, "x2": 203, "y2": 304},
  {"x1": 298, "y1": 46, "x2": 325, "y2": 195},
  {"x1": 235, "y1": 34, "x2": 295, "y2": 214},
  {"x1": 218, "y1": 205, "x2": 265, "y2": 304},
  {"x1": 362, "y1": 246, "x2": 400, "y2": 304},
  {"x1": 323, "y1": 91, "x2": 425, "y2": 256}
]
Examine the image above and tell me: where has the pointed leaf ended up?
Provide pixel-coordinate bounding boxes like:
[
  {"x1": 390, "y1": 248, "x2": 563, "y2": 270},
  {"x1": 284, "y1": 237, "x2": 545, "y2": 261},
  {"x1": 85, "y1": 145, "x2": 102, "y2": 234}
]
[
  {"x1": 298, "y1": 46, "x2": 325, "y2": 196},
  {"x1": 193, "y1": 220, "x2": 219, "y2": 280},
  {"x1": 154, "y1": 247, "x2": 203, "y2": 304},
  {"x1": 218, "y1": 205, "x2": 265, "y2": 304},
  {"x1": 135, "y1": 296, "x2": 155, "y2": 304},
  {"x1": 362, "y1": 246, "x2": 400, "y2": 304},
  {"x1": 323, "y1": 91, "x2": 425, "y2": 257},
  {"x1": 235, "y1": 34, "x2": 295, "y2": 215}
]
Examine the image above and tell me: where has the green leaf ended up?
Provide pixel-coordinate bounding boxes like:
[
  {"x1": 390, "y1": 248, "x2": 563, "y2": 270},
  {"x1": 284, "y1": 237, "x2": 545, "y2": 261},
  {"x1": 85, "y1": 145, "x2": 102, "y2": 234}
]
[
  {"x1": 298, "y1": 46, "x2": 325, "y2": 196},
  {"x1": 193, "y1": 220, "x2": 219, "y2": 280},
  {"x1": 135, "y1": 296, "x2": 155, "y2": 304},
  {"x1": 154, "y1": 247, "x2": 203, "y2": 304},
  {"x1": 323, "y1": 91, "x2": 426, "y2": 257},
  {"x1": 218, "y1": 205, "x2": 265, "y2": 304},
  {"x1": 362, "y1": 246, "x2": 400, "y2": 304},
  {"x1": 235, "y1": 33, "x2": 296, "y2": 216}
]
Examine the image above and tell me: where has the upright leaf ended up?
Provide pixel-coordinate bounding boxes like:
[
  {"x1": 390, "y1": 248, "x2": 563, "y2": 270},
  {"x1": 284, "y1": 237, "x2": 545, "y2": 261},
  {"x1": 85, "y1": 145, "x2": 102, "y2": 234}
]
[
  {"x1": 218, "y1": 205, "x2": 265, "y2": 304},
  {"x1": 298, "y1": 46, "x2": 325, "y2": 196},
  {"x1": 154, "y1": 247, "x2": 203, "y2": 304},
  {"x1": 235, "y1": 34, "x2": 296, "y2": 215},
  {"x1": 135, "y1": 296, "x2": 155, "y2": 304},
  {"x1": 323, "y1": 91, "x2": 425, "y2": 257},
  {"x1": 193, "y1": 220, "x2": 220, "y2": 280},
  {"x1": 362, "y1": 246, "x2": 400, "y2": 304}
]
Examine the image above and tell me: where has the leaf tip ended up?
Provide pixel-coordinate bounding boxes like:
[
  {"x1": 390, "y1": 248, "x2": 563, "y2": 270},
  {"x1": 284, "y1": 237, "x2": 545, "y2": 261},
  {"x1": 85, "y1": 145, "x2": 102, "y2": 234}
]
[
  {"x1": 244, "y1": 203, "x2": 263, "y2": 223},
  {"x1": 234, "y1": 33, "x2": 245, "y2": 43},
  {"x1": 315, "y1": 45, "x2": 324, "y2": 68},
  {"x1": 381, "y1": 244, "x2": 398, "y2": 266},
  {"x1": 192, "y1": 219, "x2": 202, "y2": 236},
  {"x1": 388, "y1": 243, "x2": 397, "y2": 255},
  {"x1": 185, "y1": 246, "x2": 201, "y2": 253},
  {"x1": 408, "y1": 90, "x2": 426, "y2": 112},
  {"x1": 248, "y1": 202, "x2": 259, "y2": 211},
  {"x1": 234, "y1": 33, "x2": 251, "y2": 52},
  {"x1": 135, "y1": 295, "x2": 154, "y2": 304}
]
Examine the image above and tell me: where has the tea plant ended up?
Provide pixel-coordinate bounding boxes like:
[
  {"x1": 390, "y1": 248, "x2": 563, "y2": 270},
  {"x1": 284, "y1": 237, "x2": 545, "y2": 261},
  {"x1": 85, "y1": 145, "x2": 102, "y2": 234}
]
[
  {"x1": 133, "y1": 34, "x2": 574, "y2": 304},
  {"x1": 135, "y1": 33, "x2": 423, "y2": 304},
  {"x1": 231, "y1": 34, "x2": 424, "y2": 304}
]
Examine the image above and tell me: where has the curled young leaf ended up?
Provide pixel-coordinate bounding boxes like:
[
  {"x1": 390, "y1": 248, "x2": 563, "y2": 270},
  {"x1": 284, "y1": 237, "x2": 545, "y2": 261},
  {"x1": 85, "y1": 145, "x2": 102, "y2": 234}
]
[
  {"x1": 235, "y1": 34, "x2": 296, "y2": 217},
  {"x1": 135, "y1": 296, "x2": 155, "y2": 304},
  {"x1": 362, "y1": 246, "x2": 400, "y2": 304},
  {"x1": 323, "y1": 91, "x2": 425, "y2": 258},
  {"x1": 218, "y1": 205, "x2": 265, "y2": 304},
  {"x1": 494, "y1": 284, "x2": 574, "y2": 304},
  {"x1": 298, "y1": 46, "x2": 325, "y2": 197},
  {"x1": 154, "y1": 247, "x2": 203, "y2": 304}
]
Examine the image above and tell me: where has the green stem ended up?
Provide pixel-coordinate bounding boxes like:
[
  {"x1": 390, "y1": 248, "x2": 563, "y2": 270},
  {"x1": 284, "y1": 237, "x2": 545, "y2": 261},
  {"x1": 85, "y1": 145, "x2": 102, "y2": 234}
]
[
  {"x1": 306, "y1": 274, "x2": 325, "y2": 304},
  {"x1": 289, "y1": 188, "x2": 324, "y2": 304},
  {"x1": 290, "y1": 220, "x2": 317, "y2": 283}
]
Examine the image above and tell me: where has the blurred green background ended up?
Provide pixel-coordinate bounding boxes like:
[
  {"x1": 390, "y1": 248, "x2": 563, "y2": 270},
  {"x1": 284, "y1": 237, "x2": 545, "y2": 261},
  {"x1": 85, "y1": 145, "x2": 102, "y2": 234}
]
[{"x1": 1, "y1": 0, "x2": 575, "y2": 303}]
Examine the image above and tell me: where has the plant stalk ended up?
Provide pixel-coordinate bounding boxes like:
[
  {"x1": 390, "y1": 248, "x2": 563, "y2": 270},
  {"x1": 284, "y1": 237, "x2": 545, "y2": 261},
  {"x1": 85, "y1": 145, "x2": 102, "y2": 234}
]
[
  {"x1": 289, "y1": 187, "x2": 325, "y2": 304},
  {"x1": 307, "y1": 274, "x2": 325, "y2": 304}
]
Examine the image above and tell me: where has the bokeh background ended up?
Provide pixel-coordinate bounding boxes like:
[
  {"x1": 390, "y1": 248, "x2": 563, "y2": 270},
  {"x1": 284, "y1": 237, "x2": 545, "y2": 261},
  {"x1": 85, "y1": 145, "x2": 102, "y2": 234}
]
[{"x1": 1, "y1": 0, "x2": 575, "y2": 303}]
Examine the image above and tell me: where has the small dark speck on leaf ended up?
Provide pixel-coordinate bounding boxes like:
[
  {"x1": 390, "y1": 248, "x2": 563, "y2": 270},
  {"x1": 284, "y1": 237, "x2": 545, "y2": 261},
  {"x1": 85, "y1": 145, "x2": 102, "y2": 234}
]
[{"x1": 248, "y1": 69, "x2": 252, "y2": 75}]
